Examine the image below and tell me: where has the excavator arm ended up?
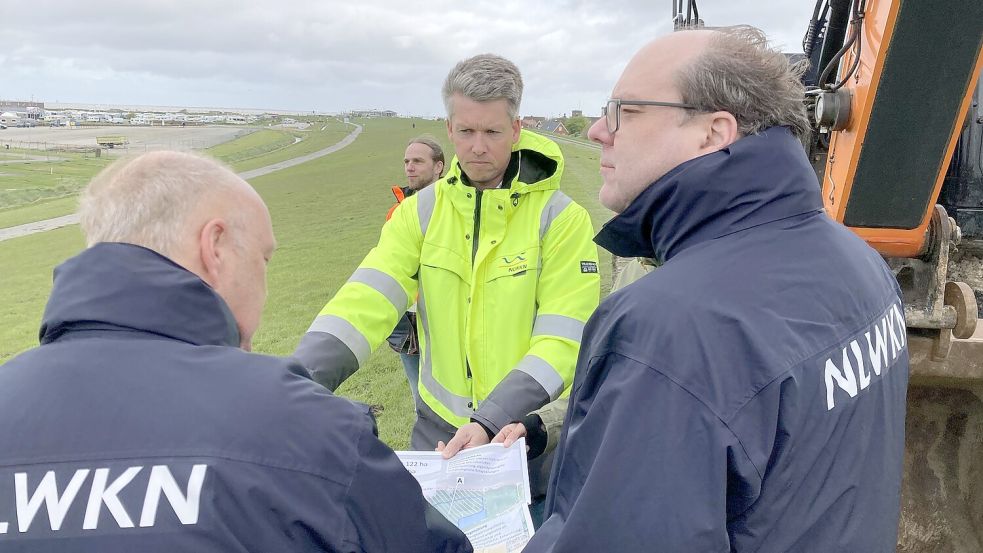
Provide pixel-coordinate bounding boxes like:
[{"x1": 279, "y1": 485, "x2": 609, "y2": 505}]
[{"x1": 805, "y1": 1, "x2": 983, "y2": 550}]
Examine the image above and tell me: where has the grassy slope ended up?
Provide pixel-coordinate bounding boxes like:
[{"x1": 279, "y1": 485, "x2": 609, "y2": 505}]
[
  {"x1": 0, "y1": 120, "x2": 349, "y2": 229},
  {"x1": 0, "y1": 150, "x2": 110, "y2": 226},
  {"x1": 0, "y1": 196, "x2": 80, "y2": 229},
  {"x1": 227, "y1": 119, "x2": 351, "y2": 172},
  {"x1": 0, "y1": 226, "x2": 86, "y2": 363},
  {"x1": 206, "y1": 128, "x2": 297, "y2": 166},
  {"x1": 0, "y1": 117, "x2": 609, "y2": 450}
]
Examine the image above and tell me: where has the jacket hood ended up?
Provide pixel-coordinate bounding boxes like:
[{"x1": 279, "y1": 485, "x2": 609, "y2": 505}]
[
  {"x1": 446, "y1": 129, "x2": 564, "y2": 194},
  {"x1": 40, "y1": 242, "x2": 240, "y2": 347},
  {"x1": 594, "y1": 126, "x2": 823, "y2": 263}
]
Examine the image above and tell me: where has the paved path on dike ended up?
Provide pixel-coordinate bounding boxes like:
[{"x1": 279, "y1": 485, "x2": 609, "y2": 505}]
[{"x1": 0, "y1": 123, "x2": 363, "y2": 243}]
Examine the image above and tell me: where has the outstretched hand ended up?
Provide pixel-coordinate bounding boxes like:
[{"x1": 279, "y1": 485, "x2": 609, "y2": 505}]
[
  {"x1": 436, "y1": 422, "x2": 491, "y2": 459},
  {"x1": 492, "y1": 422, "x2": 528, "y2": 448}
]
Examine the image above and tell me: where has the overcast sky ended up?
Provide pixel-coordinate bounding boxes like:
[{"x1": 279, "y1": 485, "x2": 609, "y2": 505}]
[{"x1": 0, "y1": 0, "x2": 813, "y2": 117}]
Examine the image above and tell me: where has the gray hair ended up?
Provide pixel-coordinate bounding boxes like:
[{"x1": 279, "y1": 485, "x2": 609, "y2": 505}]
[
  {"x1": 408, "y1": 135, "x2": 445, "y2": 168},
  {"x1": 676, "y1": 26, "x2": 810, "y2": 139},
  {"x1": 442, "y1": 54, "x2": 523, "y2": 120},
  {"x1": 79, "y1": 151, "x2": 248, "y2": 257}
]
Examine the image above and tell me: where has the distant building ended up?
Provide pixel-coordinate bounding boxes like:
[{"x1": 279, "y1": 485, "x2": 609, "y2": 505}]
[
  {"x1": 0, "y1": 112, "x2": 20, "y2": 126},
  {"x1": 348, "y1": 109, "x2": 397, "y2": 118},
  {"x1": 539, "y1": 119, "x2": 569, "y2": 135},
  {"x1": 0, "y1": 101, "x2": 44, "y2": 121},
  {"x1": 571, "y1": 110, "x2": 583, "y2": 117},
  {"x1": 521, "y1": 116, "x2": 545, "y2": 129}
]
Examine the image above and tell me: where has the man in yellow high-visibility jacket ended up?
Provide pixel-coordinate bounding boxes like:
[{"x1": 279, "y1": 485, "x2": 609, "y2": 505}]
[{"x1": 295, "y1": 54, "x2": 600, "y2": 461}]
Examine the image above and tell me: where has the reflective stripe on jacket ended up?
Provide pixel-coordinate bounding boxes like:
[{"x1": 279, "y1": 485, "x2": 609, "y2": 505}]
[{"x1": 295, "y1": 130, "x2": 600, "y2": 437}]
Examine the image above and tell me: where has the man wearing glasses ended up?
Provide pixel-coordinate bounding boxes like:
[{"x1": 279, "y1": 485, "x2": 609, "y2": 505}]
[{"x1": 524, "y1": 27, "x2": 909, "y2": 552}]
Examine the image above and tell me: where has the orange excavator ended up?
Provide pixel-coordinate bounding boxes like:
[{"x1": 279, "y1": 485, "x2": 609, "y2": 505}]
[{"x1": 674, "y1": 1, "x2": 983, "y2": 550}]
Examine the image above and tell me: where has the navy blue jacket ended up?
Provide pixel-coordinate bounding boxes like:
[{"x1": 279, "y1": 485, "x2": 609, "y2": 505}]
[
  {"x1": 526, "y1": 128, "x2": 909, "y2": 552},
  {"x1": 0, "y1": 243, "x2": 471, "y2": 553}
]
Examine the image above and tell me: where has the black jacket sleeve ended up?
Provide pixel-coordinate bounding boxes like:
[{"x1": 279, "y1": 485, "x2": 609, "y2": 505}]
[{"x1": 344, "y1": 420, "x2": 473, "y2": 553}]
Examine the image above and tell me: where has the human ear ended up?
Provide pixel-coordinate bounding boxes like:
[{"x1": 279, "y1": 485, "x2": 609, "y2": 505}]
[
  {"x1": 198, "y1": 218, "x2": 229, "y2": 286},
  {"x1": 703, "y1": 111, "x2": 739, "y2": 151}
]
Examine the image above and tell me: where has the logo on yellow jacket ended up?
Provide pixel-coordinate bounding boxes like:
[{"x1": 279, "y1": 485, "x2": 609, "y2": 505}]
[{"x1": 499, "y1": 254, "x2": 529, "y2": 274}]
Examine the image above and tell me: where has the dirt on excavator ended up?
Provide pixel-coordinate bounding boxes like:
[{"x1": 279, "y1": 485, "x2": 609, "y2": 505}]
[{"x1": 949, "y1": 252, "x2": 983, "y2": 317}]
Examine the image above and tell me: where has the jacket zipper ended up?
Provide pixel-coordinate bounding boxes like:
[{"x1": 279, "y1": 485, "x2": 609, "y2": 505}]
[
  {"x1": 472, "y1": 189, "x2": 483, "y2": 263},
  {"x1": 466, "y1": 189, "x2": 482, "y2": 382}
]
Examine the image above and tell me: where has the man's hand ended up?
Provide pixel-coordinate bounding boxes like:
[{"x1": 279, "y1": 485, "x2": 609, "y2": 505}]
[
  {"x1": 492, "y1": 422, "x2": 528, "y2": 448},
  {"x1": 436, "y1": 422, "x2": 490, "y2": 459}
]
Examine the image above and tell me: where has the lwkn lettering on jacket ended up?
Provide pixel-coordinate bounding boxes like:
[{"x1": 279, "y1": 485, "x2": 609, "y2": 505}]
[{"x1": 0, "y1": 463, "x2": 206, "y2": 537}]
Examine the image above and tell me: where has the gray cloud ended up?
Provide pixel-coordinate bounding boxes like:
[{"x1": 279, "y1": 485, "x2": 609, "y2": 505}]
[{"x1": 1, "y1": 0, "x2": 815, "y2": 115}]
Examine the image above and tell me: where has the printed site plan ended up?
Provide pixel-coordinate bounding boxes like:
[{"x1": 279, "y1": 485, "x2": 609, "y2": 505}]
[{"x1": 396, "y1": 439, "x2": 534, "y2": 552}]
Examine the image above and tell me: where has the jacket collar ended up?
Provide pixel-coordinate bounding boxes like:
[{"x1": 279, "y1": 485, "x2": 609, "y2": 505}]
[
  {"x1": 594, "y1": 126, "x2": 823, "y2": 262},
  {"x1": 40, "y1": 242, "x2": 241, "y2": 347},
  {"x1": 447, "y1": 129, "x2": 564, "y2": 194}
]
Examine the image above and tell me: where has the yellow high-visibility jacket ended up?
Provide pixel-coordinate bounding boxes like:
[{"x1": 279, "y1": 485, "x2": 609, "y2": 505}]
[{"x1": 295, "y1": 131, "x2": 600, "y2": 447}]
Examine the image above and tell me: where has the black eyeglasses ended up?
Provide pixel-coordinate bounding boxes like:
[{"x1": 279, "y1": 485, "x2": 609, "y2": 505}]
[{"x1": 602, "y1": 98, "x2": 698, "y2": 134}]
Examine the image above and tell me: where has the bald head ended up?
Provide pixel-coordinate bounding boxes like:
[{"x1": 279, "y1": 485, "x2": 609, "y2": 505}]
[
  {"x1": 80, "y1": 150, "x2": 276, "y2": 350},
  {"x1": 617, "y1": 30, "x2": 714, "y2": 105},
  {"x1": 588, "y1": 26, "x2": 809, "y2": 213}
]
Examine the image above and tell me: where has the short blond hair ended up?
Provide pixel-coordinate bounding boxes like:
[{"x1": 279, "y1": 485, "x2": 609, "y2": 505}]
[{"x1": 442, "y1": 54, "x2": 523, "y2": 120}]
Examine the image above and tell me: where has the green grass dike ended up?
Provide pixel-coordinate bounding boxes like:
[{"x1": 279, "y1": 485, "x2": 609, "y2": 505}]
[
  {"x1": 206, "y1": 128, "x2": 299, "y2": 166},
  {"x1": 0, "y1": 151, "x2": 111, "y2": 228},
  {"x1": 0, "y1": 117, "x2": 612, "y2": 450},
  {"x1": 209, "y1": 118, "x2": 352, "y2": 173},
  {"x1": 0, "y1": 118, "x2": 350, "y2": 229}
]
